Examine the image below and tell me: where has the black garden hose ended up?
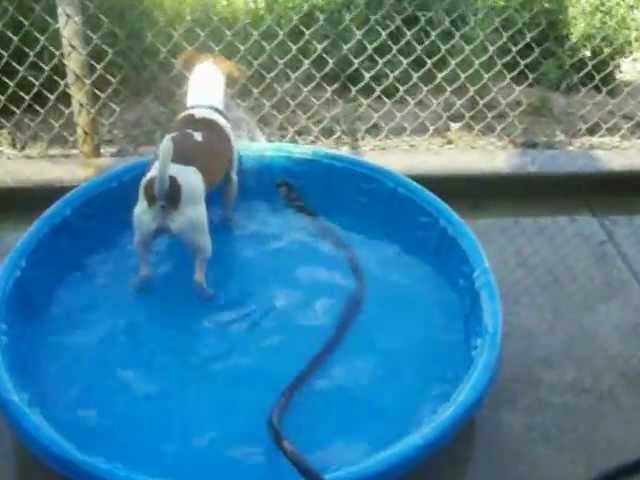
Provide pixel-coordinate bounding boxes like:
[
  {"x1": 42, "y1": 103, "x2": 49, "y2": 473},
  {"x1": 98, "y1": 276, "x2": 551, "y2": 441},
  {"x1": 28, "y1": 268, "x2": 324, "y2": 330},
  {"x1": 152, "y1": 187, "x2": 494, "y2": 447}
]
[
  {"x1": 591, "y1": 457, "x2": 640, "y2": 480},
  {"x1": 268, "y1": 180, "x2": 365, "y2": 479},
  {"x1": 269, "y1": 180, "x2": 640, "y2": 480}
]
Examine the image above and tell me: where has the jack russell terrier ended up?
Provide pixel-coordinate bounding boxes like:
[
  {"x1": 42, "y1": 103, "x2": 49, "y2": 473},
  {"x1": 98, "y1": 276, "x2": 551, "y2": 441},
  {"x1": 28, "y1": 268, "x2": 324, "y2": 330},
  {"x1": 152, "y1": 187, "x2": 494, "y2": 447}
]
[{"x1": 132, "y1": 51, "x2": 242, "y2": 298}]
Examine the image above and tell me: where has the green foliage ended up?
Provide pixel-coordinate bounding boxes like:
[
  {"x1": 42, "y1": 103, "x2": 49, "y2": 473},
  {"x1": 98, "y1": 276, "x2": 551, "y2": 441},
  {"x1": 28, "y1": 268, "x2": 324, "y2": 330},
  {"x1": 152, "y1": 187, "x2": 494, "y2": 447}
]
[
  {"x1": 1, "y1": 0, "x2": 639, "y2": 113},
  {"x1": 567, "y1": 0, "x2": 640, "y2": 90},
  {"x1": 0, "y1": 1, "x2": 64, "y2": 112},
  {"x1": 476, "y1": 0, "x2": 640, "y2": 91}
]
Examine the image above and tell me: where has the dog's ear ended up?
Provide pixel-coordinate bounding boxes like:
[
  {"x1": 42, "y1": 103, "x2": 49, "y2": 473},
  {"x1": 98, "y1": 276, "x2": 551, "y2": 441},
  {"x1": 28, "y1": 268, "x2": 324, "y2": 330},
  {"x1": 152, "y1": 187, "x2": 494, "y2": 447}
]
[
  {"x1": 176, "y1": 49, "x2": 246, "y2": 80},
  {"x1": 176, "y1": 48, "x2": 201, "y2": 74},
  {"x1": 208, "y1": 54, "x2": 246, "y2": 80}
]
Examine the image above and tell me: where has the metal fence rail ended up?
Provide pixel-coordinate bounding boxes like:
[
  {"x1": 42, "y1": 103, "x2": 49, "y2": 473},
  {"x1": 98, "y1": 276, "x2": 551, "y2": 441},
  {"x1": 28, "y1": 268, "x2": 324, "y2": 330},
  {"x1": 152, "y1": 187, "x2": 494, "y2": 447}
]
[{"x1": 1, "y1": 0, "x2": 639, "y2": 158}]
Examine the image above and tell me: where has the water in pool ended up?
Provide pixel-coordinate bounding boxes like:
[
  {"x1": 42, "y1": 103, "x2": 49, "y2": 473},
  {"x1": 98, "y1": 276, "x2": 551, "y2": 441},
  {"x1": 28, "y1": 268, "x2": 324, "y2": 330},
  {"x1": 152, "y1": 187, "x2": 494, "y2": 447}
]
[{"x1": 3, "y1": 193, "x2": 472, "y2": 479}]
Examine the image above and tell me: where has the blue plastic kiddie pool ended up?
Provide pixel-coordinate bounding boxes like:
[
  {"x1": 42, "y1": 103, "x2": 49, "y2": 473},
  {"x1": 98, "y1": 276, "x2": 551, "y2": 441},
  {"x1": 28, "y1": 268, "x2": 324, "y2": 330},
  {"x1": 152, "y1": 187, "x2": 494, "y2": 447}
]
[{"x1": 0, "y1": 143, "x2": 501, "y2": 479}]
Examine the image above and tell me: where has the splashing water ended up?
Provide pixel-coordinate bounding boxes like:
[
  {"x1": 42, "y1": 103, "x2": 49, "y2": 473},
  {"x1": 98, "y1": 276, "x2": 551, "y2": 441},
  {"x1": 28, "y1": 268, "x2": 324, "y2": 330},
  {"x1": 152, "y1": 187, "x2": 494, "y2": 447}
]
[{"x1": 226, "y1": 97, "x2": 267, "y2": 143}]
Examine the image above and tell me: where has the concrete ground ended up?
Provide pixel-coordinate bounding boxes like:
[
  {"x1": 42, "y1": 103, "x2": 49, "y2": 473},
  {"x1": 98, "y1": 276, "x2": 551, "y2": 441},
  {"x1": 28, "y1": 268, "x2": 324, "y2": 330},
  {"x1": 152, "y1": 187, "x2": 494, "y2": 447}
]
[
  {"x1": 1, "y1": 193, "x2": 640, "y2": 479},
  {"x1": 2, "y1": 147, "x2": 640, "y2": 189}
]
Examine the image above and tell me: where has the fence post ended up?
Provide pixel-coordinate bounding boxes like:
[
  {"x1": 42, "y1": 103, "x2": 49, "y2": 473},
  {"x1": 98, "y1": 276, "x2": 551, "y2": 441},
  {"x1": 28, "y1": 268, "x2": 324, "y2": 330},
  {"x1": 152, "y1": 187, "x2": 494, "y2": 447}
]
[{"x1": 55, "y1": 0, "x2": 100, "y2": 159}]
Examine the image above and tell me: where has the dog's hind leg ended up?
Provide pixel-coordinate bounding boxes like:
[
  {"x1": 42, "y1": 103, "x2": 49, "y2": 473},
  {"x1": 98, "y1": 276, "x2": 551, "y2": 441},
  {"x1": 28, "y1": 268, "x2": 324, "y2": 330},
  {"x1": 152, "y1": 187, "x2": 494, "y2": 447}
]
[
  {"x1": 132, "y1": 211, "x2": 157, "y2": 290},
  {"x1": 223, "y1": 154, "x2": 238, "y2": 222},
  {"x1": 192, "y1": 227, "x2": 213, "y2": 299},
  {"x1": 174, "y1": 204, "x2": 214, "y2": 299},
  {"x1": 194, "y1": 246, "x2": 213, "y2": 299}
]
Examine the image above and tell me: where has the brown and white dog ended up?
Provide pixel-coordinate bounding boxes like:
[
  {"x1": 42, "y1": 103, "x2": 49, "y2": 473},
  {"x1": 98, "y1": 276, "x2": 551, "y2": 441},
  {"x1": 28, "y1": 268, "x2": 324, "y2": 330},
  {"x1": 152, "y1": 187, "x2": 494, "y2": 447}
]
[{"x1": 132, "y1": 51, "x2": 242, "y2": 298}]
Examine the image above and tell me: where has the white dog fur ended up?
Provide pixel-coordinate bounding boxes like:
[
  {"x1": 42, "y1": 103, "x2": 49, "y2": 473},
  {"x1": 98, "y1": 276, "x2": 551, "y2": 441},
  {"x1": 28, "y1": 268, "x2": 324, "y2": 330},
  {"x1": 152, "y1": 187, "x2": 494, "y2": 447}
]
[{"x1": 132, "y1": 53, "x2": 239, "y2": 298}]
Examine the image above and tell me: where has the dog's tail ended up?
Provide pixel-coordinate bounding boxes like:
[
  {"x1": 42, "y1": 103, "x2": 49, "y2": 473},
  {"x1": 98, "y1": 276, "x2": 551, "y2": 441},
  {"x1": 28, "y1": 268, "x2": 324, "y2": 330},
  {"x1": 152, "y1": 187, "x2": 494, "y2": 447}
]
[{"x1": 154, "y1": 133, "x2": 174, "y2": 207}]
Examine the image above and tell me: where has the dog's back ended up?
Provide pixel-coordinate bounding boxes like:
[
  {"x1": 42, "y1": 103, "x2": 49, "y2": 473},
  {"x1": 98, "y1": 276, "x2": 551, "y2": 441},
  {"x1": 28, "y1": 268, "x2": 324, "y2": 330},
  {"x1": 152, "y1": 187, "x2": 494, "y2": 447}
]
[
  {"x1": 170, "y1": 113, "x2": 234, "y2": 189},
  {"x1": 152, "y1": 53, "x2": 238, "y2": 196}
]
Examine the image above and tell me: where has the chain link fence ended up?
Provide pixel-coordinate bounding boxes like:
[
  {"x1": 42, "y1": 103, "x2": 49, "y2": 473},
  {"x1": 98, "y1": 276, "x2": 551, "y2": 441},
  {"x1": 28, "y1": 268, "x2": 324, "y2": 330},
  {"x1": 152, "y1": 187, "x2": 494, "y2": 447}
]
[{"x1": 1, "y1": 0, "x2": 640, "y2": 159}]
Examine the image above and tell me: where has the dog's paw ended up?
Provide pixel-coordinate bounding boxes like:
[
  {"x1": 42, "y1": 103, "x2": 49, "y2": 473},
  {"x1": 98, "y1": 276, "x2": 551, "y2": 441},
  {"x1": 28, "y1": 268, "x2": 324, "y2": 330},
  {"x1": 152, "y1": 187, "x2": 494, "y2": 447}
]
[{"x1": 195, "y1": 282, "x2": 215, "y2": 301}]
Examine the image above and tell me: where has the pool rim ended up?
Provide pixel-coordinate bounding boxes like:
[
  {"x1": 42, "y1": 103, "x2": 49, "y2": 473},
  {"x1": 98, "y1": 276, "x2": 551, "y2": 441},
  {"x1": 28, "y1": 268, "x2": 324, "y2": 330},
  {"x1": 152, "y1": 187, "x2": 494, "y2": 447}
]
[{"x1": 0, "y1": 142, "x2": 502, "y2": 480}]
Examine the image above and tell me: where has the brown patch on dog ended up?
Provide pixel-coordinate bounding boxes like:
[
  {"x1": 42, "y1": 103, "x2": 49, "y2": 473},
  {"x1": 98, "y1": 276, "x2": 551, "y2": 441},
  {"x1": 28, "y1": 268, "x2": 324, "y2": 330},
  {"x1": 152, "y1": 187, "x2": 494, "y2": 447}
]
[
  {"x1": 170, "y1": 118, "x2": 234, "y2": 190},
  {"x1": 143, "y1": 176, "x2": 157, "y2": 207},
  {"x1": 143, "y1": 175, "x2": 182, "y2": 210},
  {"x1": 166, "y1": 175, "x2": 182, "y2": 209}
]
